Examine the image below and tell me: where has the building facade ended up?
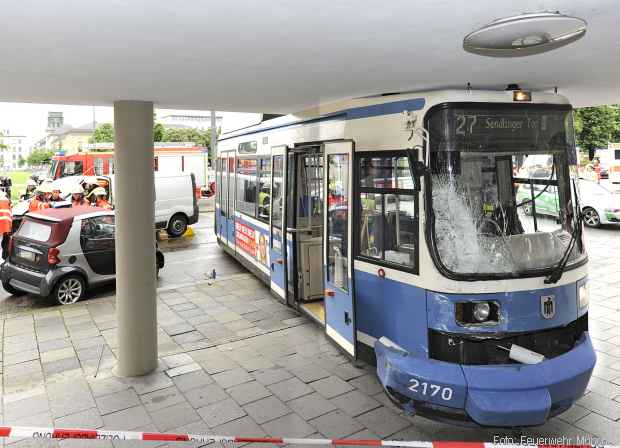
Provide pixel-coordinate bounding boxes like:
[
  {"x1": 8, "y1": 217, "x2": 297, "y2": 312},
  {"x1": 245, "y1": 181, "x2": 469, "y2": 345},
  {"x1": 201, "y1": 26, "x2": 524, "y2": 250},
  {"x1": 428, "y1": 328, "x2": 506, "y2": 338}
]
[
  {"x1": 0, "y1": 130, "x2": 32, "y2": 170},
  {"x1": 45, "y1": 122, "x2": 96, "y2": 153},
  {"x1": 157, "y1": 112, "x2": 222, "y2": 130}
]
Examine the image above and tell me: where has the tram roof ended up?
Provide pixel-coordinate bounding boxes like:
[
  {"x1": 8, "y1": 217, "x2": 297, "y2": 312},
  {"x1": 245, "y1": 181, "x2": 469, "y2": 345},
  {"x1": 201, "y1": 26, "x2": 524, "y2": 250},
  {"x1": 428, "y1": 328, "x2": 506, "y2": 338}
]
[
  {"x1": 220, "y1": 89, "x2": 570, "y2": 140},
  {"x1": 0, "y1": 1, "x2": 618, "y2": 111}
]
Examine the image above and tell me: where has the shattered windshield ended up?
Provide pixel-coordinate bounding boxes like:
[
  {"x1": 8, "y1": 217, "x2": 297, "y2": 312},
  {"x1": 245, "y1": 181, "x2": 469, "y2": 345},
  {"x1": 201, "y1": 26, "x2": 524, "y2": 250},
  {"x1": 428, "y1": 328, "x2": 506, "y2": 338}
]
[{"x1": 427, "y1": 104, "x2": 585, "y2": 278}]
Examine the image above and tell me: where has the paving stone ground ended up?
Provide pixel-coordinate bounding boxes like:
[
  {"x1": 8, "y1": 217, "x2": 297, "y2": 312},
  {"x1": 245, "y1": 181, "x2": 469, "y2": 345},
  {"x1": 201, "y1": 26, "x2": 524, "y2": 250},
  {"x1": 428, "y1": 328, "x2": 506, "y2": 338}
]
[{"x1": 1, "y1": 224, "x2": 620, "y2": 446}]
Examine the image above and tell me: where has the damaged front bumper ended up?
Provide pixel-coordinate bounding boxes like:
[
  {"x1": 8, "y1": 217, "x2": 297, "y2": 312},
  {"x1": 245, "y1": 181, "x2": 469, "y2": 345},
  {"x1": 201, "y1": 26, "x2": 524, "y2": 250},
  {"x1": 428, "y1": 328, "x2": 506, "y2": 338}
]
[{"x1": 374, "y1": 333, "x2": 596, "y2": 427}]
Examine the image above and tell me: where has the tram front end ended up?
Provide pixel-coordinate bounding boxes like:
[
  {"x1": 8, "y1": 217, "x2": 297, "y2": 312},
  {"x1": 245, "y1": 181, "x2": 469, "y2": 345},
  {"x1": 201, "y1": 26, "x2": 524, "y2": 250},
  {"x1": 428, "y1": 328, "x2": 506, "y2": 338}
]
[{"x1": 374, "y1": 94, "x2": 595, "y2": 428}]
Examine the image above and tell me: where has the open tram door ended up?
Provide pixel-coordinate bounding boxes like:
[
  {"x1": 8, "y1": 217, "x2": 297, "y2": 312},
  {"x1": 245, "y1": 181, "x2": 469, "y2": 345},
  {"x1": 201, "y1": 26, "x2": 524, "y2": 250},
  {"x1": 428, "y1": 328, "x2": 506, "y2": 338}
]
[
  {"x1": 323, "y1": 141, "x2": 357, "y2": 358},
  {"x1": 269, "y1": 145, "x2": 288, "y2": 300},
  {"x1": 218, "y1": 151, "x2": 236, "y2": 247}
]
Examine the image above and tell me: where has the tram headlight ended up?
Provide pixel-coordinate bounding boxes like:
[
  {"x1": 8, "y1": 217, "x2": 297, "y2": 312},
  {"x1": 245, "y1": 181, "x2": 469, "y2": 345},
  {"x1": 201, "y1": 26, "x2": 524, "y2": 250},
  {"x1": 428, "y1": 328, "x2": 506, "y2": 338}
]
[
  {"x1": 513, "y1": 90, "x2": 532, "y2": 102},
  {"x1": 455, "y1": 301, "x2": 500, "y2": 326},
  {"x1": 578, "y1": 284, "x2": 589, "y2": 309},
  {"x1": 473, "y1": 302, "x2": 491, "y2": 322}
]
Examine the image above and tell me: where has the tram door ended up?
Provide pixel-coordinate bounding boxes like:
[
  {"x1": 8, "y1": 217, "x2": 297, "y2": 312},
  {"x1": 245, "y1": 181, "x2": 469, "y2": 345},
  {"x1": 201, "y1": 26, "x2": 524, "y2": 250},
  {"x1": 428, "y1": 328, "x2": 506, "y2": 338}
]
[
  {"x1": 323, "y1": 141, "x2": 356, "y2": 357},
  {"x1": 223, "y1": 152, "x2": 236, "y2": 247},
  {"x1": 217, "y1": 153, "x2": 229, "y2": 242},
  {"x1": 287, "y1": 147, "x2": 324, "y2": 313},
  {"x1": 216, "y1": 156, "x2": 224, "y2": 238},
  {"x1": 269, "y1": 146, "x2": 287, "y2": 300}
]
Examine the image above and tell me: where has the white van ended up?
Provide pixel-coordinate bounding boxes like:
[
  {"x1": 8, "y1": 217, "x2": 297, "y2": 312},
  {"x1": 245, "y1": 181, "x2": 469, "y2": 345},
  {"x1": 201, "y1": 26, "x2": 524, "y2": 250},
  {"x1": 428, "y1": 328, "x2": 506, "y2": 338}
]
[
  {"x1": 12, "y1": 172, "x2": 199, "y2": 238},
  {"x1": 109, "y1": 172, "x2": 199, "y2": 236},
  {"x1": 153, "y1": 172, "x2": 200, "y2": 236}
]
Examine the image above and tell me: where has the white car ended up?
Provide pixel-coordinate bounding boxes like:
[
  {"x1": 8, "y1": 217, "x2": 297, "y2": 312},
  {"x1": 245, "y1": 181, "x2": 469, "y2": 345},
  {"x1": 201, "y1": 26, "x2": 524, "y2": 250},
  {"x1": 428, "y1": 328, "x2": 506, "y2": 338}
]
[
  {"x1": 1, "y1": 207, "x2": 164, "y2": 305},
  {"x1": 579, "y1": 180, "x2": 620, "y2": 227}
]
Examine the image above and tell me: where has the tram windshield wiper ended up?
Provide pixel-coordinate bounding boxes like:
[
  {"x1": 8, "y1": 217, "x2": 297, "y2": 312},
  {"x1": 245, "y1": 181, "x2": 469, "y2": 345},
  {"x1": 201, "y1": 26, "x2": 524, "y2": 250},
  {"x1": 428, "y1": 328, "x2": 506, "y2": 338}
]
[{"x1": 544, "y1": 179, "x2": 583, "y2": 284}]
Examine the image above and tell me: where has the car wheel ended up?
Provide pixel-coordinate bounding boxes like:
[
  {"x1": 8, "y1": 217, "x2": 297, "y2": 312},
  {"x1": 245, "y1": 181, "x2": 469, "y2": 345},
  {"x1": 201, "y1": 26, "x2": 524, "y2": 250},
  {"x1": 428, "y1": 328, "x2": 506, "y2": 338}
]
[
  {"x1": 53, "y1": 275, "x2": 85, "y2": 305},
  {"x1": 156, "y1": 252, "x2": 164, "y2": 278},
  {"x1": 167, "y1": 214, "x2": 188, "y2": 238},
  {"x1": 2, "y1": 279, "x2": 23, "y2": 296},
  {"x1": 582, "y1": 207, "x2": 601, "y2": 228},
  {"x1": 522, "y1": 203, "x2": 532, "y2": 215}
]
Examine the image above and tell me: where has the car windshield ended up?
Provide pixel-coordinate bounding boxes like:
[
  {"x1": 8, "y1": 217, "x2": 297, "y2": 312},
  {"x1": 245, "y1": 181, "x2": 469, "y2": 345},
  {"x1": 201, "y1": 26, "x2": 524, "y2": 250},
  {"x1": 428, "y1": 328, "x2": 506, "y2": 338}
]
[{"x1": 427, "y1": 103, "x2": 586, "y2": 278}]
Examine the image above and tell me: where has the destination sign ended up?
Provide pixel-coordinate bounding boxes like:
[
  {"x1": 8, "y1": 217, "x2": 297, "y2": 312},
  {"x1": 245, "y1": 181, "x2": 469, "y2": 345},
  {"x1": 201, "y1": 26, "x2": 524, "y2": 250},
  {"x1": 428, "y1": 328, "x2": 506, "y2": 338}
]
[
  {"x1": 455, "y1": 113, "x2": 551, "y2": 135},
  {"x1": 427, "y1": 106, "x2": 573, "y2": 153}
]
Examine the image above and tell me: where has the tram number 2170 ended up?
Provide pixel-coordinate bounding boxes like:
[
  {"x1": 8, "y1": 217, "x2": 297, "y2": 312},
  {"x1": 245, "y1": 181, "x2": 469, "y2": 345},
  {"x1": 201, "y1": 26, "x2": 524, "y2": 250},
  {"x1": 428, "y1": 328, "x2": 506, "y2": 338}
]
[{"x1": 409, "y1": 378, "x2": 453, "y2": 401}]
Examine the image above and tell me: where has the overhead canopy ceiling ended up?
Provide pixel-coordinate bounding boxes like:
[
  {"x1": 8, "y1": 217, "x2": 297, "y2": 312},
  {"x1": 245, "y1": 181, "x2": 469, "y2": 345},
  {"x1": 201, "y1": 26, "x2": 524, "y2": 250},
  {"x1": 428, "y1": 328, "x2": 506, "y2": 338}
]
[{"x1": 1, "y1": 1, "x2": 619, "y2": 112}]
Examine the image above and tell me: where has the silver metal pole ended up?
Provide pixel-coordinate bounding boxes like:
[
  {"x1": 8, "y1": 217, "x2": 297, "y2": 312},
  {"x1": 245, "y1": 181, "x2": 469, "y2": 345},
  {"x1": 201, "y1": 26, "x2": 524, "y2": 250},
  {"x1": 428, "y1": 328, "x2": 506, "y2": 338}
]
[
  {"x1": 92, "y1": 105, "x2": 96, "y2": 151},
  {"x1": 210, "y1": 110, "x2": 217, "y2": 178}
]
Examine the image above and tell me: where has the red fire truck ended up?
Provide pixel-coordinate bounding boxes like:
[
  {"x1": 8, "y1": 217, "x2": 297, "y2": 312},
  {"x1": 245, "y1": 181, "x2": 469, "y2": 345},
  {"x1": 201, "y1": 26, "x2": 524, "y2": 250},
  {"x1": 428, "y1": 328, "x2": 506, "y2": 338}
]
[
  {"x1": 48, "y1": 151, "x2": 114, "y2": 178},
  {"x1": 48, "y1": 143, "x2": 215, "y2": 195}
]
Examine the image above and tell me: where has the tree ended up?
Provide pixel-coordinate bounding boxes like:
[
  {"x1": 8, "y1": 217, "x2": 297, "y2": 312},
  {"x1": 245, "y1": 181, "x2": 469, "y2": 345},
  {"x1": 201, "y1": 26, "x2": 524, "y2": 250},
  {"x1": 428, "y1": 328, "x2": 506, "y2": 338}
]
[
  {"x1": 162, "y1": 128, "x2": 188, "y2": 143},
  {"x1": 574, "y1": 105, "x2": 620, "y2": 153},
  {"x1": 18, "y1": 156, "x2": 25, "y2": 168},
  {"x1": 91, "y1": 123, "x2": 115, "y2": 143},
  {"x1": 27, "y1": 149, "x2": 55, "y2": 166},
  {"x1": 162, "y1": 127, "x2": 211, "y2": 148},
  {"x1": 613, "y1": 111, "x2": 620, "y2": 142},
  {"x1": 153, "y1": 122, "x2": 165, "y2": 142}
]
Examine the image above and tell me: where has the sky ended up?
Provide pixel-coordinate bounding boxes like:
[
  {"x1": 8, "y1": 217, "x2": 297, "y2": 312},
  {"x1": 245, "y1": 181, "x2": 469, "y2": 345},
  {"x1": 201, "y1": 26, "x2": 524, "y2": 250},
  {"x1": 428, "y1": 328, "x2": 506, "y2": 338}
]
[{"x1": 0, "y1": 102, "x2": 260, "y2": 144}]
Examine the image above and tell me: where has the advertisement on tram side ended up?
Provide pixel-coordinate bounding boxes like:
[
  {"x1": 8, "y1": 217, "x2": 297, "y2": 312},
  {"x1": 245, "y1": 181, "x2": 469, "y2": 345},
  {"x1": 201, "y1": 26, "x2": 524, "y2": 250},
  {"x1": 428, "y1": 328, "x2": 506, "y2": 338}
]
[{"x1": 235, "y1": 221, "x2": 269, "y2": 267}]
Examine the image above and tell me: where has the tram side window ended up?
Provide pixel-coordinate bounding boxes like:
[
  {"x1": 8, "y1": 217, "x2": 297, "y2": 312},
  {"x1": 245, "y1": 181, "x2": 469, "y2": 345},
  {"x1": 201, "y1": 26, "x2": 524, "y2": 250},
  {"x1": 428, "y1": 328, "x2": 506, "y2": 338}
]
[
  {"x1": 236, "y1": 158, "x2": 257, "y2": 216},
  {"x1": 327, "y1": 154, "x2": 349, "y2": 290},
  {"x1": 221, "y1": 158, "x2": 228, "y2": 218},
  {"x1": 358, "y1": 154, "x2": 417, "y2": 270},
  {"x1": 257, "y1": 158, "x2": 271, "y2": 223},
  {"x1": 271, "y1": 156, "x2": 284, "y2": 252}
]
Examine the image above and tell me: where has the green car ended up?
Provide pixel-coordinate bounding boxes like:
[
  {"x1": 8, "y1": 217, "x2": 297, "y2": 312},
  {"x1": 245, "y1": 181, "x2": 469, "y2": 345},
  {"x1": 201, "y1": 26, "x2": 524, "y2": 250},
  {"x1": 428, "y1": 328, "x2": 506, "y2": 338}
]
[{"x1": 516, "y1": 183, "x2": 560, "y2": 217}]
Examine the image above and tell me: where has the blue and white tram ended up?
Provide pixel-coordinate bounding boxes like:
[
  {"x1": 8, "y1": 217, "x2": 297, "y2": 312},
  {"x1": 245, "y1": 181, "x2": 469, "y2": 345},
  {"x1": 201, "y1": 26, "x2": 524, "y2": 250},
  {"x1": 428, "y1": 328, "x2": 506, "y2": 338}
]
[{"x1": 215, "y1": 88, "x2": 595, "y2": 427}]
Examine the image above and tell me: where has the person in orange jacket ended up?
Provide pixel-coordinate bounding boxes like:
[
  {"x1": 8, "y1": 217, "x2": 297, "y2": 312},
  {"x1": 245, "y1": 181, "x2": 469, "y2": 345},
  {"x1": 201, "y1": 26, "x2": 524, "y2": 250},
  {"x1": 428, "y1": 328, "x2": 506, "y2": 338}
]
[
  {"x1": 89, "y1": 187, "x2": 113, "y2": 210},
  {"x1": 28, "y1": 183, "x2": 53, "y2": 212},
  {"x1": 0, "y1": 190, "x2": 12, "y2": 259}
]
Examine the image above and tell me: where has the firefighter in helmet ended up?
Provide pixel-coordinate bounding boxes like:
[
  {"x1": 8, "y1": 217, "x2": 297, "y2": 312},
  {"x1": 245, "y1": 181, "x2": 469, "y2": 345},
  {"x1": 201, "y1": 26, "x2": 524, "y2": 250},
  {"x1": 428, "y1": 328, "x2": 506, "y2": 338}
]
[
  {"x1": 21, "y1": 179, "x2": 38, "y2": 201},
  {"x1": 89, "y1": 187, "x2": 113, "y2": 210},
  {"x1": 28, "y1": 183, "x2": 53, "y2": 212},
  {"x1": 70, "y1": 184, "x2": 88, "y2": 207}
]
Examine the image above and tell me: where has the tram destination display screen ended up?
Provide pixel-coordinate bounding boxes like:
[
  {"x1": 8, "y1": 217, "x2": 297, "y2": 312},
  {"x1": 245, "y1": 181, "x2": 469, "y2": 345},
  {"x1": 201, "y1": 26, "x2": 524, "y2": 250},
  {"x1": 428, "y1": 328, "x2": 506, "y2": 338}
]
[{"x1": 427, "y1": 104, "x2": 574, "y2": 154}]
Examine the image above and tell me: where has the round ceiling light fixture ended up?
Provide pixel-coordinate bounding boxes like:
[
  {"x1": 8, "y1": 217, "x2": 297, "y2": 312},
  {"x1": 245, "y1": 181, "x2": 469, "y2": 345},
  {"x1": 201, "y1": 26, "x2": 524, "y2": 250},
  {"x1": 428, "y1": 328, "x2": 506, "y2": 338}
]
[{"x1": 463, "y1": 12, "x2": 587, "y2": 57}]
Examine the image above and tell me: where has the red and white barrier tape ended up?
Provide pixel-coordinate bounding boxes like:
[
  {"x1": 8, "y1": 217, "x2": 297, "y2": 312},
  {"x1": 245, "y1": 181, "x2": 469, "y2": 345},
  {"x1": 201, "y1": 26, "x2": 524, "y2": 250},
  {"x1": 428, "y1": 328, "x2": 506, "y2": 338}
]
[{"x1": 0, "y1": 427, "x2": 613, "y2": 447}]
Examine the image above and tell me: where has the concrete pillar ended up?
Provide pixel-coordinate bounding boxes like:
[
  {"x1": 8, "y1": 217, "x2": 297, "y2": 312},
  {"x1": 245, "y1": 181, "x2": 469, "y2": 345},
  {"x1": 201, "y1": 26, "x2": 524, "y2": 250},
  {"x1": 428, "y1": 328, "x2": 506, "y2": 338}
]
[{"x1": 114, "y1": 100, "x2": 158, "y2": 377}]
